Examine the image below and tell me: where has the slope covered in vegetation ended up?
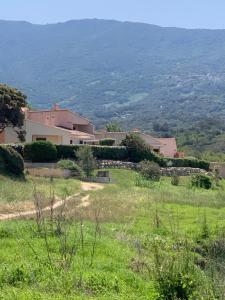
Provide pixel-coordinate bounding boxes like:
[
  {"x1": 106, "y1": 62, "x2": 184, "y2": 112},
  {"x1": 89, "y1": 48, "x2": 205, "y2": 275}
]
[
  {"x1": 0, "y1": 170, "x2": 225, "y2": 299},
  {"x1": 2, "y1": 19, "x2": 225, "y2": 132}
]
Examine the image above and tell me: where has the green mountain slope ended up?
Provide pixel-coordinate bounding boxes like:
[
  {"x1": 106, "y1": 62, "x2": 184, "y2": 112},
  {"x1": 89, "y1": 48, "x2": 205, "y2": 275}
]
[{"x1": 1, "y1": 19, "x2": 225, "y2": 131}]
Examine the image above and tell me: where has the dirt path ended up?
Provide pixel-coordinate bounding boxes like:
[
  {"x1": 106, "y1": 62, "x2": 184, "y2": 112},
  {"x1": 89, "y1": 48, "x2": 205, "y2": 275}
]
[
  {"x1": 81, "y1": 182, "x2": 104, "y2": 191},
  {"x1": 0, "y1": 181, "x2": 104, "y2": 221}
]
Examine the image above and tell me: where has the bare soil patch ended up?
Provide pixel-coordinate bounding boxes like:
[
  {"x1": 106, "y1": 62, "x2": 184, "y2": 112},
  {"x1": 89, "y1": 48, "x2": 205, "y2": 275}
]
[{"x1": 81, "y1": 182, "x2": 104, "y2": 191}]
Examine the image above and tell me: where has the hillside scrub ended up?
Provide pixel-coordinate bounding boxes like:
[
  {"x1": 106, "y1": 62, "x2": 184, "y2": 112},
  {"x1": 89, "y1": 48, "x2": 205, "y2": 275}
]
[{"x1": 0, "y1": 170, "x2": 224, "y2": 298}]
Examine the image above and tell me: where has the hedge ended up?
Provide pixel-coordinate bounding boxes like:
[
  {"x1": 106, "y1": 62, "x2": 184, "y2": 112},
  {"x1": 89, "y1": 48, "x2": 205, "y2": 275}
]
[
  {"x1": 24, "y1": 141, "x2": 57, "y2": 162},
  {"x1": 166, "y1": 158, "x2": 210, "y2": 171},
  {"x1": 56, "y1": 145, "x2": 129, "y2": 161},
  {"x1": 99, "y1": 139, "x2": 115, "y2": 146},
  {"x1": 10, "y1": 143, "x2": 210, "y2": 170}
]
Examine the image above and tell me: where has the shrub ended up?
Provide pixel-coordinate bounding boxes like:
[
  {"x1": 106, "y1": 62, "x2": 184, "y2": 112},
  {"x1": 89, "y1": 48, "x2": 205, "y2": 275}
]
[
  {"x1": 24, "y1": 141, "x2": 57, "y2": 162},
  {"x1": 171, "y1": 175, "x2": 180, "y2": 186},
  {"x1": 76, "y1": 146, "x2": 96, "y2": 177},
  {"x1": 138, "y1": 160, "x2": 161, "y2": 181},
  {"x1": 154, "y1": 255, "x2": 209, "y2": 300},
  {"x1": 99, "y1": 138, "x2": 115, "y2": 146},
  {"x1": 152, "y1": 240, "x2": 216, "y2": 300},
  {"x1": 121, "y1": 133, "x2": 163, "y2": 164},
  {"x1": 191, "y1": 174, "x2": 212, "y2": 189},
  {"x1": 0, "y1": 145, "x2": 24, "y2": 175},
  {"x1": 57, "y1": 159, "x2": 84, "y2": 177}
]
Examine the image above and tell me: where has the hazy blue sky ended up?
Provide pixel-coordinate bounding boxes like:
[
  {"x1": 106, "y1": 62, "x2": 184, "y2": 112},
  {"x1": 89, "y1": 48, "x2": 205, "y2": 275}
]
[{"x1": 1, "y1": 0, "x2": 225, "y2": 29}]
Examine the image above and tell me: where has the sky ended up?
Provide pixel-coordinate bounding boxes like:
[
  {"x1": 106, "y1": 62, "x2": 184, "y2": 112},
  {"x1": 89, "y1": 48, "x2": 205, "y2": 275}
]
[{"x1": 1, "y1": 0, "x2": 225, "y2": 29}]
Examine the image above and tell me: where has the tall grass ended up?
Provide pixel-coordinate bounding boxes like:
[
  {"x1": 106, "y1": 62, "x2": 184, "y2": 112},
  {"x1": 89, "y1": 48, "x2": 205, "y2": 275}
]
[
  {"x1": 0, "y1": 175, "x2": 80, "y2": 203},
  {"x1": 0, "y1": 169, "x2": 225, "y2": 298}
]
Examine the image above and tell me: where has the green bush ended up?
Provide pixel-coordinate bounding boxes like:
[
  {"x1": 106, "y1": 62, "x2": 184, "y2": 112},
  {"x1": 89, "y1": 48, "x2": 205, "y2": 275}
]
[
  {"x1": 154, "y1": 255, "x2": 209, "y2": 300},
  {"x1": 57, "y1": 159, "x2": 84, "y2": 177},
  {"x1": 121, "y1": 133, "x2": 163, "y2": 164},
  {"x1": 24, "y1": 141, "x2": 57, "y2": 162},
  {"x1": 0, "y1": 145, "x2": 24, "y2": 175},
  {"x1": 191, "y1": 174, "x2": 212, "y2": 189},
  {"x1": 99, "y1": 138, "x2": 115, "y2": 146},
  {"x1": 138, "y1": 160, "x2": 161, "y2": 181},
  {"x1": 76, "y1": 146, "x2": 96, "y2": 177},
  {"x1": 171, "y1": 175, "x2": 180, "y2": 186}
]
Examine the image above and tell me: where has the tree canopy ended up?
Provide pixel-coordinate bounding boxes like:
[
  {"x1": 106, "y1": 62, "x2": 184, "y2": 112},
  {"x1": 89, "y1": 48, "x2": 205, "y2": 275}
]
[
  {"x1": 106, "y1": 122, "x2": 122, "y2": 132},
  {"x1": 0, "y1": 84, "x2": 27, "y2": 141}
]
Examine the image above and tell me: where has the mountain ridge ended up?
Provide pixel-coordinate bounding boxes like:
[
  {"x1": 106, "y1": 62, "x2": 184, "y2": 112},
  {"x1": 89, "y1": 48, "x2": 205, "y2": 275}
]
[{"x1": 1, "y1": 18, "x2": 225, "y2": 132}]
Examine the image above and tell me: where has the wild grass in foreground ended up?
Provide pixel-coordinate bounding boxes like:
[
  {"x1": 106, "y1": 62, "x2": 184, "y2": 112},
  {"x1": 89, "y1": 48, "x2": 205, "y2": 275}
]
[
  {"x1": 0, "y1": 169, "x2": 225, "y2": 299},
  {"x1": 0, "y1": 175, "x2": 80, "y2": 203}
]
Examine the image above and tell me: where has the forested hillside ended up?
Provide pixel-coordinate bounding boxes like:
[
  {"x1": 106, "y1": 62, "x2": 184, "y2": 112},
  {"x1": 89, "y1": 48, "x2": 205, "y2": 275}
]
[{"x1": 2, "y1": 18, "x2": 225, "y2": 152}]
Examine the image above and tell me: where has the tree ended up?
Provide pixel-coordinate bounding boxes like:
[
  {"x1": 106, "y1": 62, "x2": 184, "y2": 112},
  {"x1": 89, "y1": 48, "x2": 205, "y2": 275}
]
[
  {"x1": 0, "y1": 84, "x2": 27, "y2": 141},
  {"x1": 76, "y1": 146, "x2": 96, "y2": 177},
  {"x1": 106, "y1": 122, "x2": 122, "y2": 132},
  {"x1": 121, "y1": 133, "x2": 146, "y2": 162}
]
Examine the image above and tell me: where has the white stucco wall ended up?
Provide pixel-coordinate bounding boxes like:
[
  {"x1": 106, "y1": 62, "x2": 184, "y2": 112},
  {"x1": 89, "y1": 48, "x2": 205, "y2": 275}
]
[{"x1": 2, "y1": 120, "x2": 94, "y2": 145}]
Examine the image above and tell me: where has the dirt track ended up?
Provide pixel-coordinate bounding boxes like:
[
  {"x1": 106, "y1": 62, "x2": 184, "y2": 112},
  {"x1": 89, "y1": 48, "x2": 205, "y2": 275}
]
[{"x1": 0, "y1": 182, "x2": 104, "y2": 221}]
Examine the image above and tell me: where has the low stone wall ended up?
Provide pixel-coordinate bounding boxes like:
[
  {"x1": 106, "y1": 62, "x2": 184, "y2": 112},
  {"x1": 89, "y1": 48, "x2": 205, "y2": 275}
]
[
  {"x1": 82, "y1": 177, "x2": 111, "y2": 183},
  {"x1": 25, "y1": 160, "x2": 210, "y2": 178},
  {"x1": 97, "y1": 160, "x2": 137, "y2": 170},
  {"x1": 97, "y1": 160, "x2": 209, "y2": 177},
  {"x1": 161, "y1": 167, "x2": 207, "y2": 177},
  {"x1": 25, "y1": 162, "x2": 57, "y2": 169},
  {"x1": 27, "y1": 168, "x2": 71, "y2": 178}
]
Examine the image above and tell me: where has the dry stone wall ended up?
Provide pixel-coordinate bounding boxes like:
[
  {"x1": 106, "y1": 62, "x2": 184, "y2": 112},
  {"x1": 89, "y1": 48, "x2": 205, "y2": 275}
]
[{"x1": 97, "y1": 160, "x2": 209, "y2": 176}]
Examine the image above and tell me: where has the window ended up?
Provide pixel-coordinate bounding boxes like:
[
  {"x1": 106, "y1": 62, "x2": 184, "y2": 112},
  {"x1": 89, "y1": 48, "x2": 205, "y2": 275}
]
[
  {"x1": 70, "y1": 140, "x2": 73, "y2": 145},
  {"x1": 73, "y1": 125, "x2": 77, "y2": 130},
  {"x1": 79, "y1": 140, "x2": 84, "y2": 144},
  {"x1": 36, "y1": 137, "x2": 47, "y2": 141}
]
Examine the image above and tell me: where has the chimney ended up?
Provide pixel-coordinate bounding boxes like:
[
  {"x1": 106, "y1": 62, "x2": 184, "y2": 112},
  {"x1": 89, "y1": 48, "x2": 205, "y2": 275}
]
[
  {"x1": 132, "y1": 128, "x2": 141, "y2": 133},
  {"x1": 52, "y1": 104, "x2": 60, "y2": 110}
]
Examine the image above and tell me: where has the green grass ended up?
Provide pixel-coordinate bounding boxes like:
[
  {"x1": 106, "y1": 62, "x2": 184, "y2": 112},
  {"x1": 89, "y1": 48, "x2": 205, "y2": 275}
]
[
  {"x1": 0, "y1": 175, "x2": 80, "y2": 203},
  {"x1": 0, "y1": 169, "x2": 225, "y2": 299}
]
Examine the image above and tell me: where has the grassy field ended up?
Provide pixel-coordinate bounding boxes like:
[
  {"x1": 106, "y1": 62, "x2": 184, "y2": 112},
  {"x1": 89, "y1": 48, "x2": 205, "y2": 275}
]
[
  {"x1": 0, "y1": 175, "x2": 80, "y2": 203},
  {"x1": 0, "y1": 170, "x2": 225, "y2": 299}
]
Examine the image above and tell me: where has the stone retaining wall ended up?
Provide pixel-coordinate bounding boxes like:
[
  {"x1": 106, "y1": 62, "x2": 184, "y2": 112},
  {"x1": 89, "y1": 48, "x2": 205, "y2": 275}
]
[
  {"x1": 97, "y1": 160, "x2": 209, "y2": 177},
  {"x1": 25, "y1": 162, "x2": 57, "y2": 169},
  {"x1": 27, "y1": 168, "x2": 71, "y2": 178},
  {"x1": 25, "y1": 160, "x2": 210, "y2": 178}
]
